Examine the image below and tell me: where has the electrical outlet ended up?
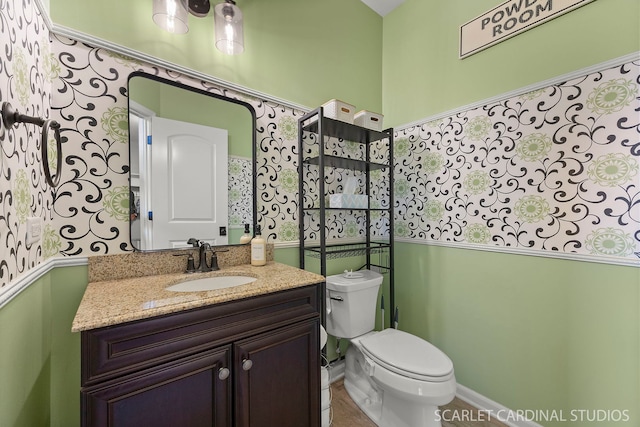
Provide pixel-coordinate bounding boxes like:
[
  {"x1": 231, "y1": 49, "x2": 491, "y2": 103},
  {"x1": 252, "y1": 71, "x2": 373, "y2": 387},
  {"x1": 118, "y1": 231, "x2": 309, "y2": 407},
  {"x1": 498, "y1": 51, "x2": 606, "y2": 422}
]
[{"x1": 26, "y1": 217, "x2": 42, "y2": 245}]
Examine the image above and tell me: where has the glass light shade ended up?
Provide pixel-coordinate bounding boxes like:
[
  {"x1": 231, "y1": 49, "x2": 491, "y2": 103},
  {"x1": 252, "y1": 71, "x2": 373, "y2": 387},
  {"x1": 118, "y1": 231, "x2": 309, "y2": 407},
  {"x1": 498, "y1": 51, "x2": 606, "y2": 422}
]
[
  {"x1": 153, "y1": 0, "x2": 189, "y2": 34},
  {"x1": 214, "y1": 1, "x2": 244, "y2": 55}
]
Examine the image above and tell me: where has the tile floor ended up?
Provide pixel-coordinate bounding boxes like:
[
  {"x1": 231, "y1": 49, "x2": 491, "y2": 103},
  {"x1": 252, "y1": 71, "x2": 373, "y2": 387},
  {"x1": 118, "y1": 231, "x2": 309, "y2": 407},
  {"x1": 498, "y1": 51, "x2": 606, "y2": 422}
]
[{"x1": 329, "y1": 379, "x2": 509, "y2": 427}]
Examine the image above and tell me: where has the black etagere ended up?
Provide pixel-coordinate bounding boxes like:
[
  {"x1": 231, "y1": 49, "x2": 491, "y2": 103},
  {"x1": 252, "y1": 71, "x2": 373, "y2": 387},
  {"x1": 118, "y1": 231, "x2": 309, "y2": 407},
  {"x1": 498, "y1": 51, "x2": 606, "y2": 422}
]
[{"x1": 298, "y1": 107, "x2": 395, "y2": 330}]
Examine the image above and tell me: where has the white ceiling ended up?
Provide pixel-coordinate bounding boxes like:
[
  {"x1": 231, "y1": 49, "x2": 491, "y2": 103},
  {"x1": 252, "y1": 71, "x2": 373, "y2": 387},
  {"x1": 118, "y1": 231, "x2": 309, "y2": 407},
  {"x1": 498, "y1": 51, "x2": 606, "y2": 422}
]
[{"x1": 360, "y1": 0, "x2": 405, "y2": 17}]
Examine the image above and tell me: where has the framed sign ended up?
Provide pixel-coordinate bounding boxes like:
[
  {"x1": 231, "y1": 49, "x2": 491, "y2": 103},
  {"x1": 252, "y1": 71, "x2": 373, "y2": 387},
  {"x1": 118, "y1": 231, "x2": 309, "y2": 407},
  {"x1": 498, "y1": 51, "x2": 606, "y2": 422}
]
[{"x1": 460, "y1": 0, "x2": 596, "y2": 58}]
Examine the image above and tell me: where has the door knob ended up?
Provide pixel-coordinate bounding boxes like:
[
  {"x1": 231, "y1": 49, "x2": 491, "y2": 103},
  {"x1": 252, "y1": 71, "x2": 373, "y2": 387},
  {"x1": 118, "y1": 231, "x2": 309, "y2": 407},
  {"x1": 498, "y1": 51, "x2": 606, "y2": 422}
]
[
  {"x1": 242, "y1": 358, "x2": 253, "y2": 371},
  {"x1": 218, "y1": 367, "x2": 230, "y2": 380}
]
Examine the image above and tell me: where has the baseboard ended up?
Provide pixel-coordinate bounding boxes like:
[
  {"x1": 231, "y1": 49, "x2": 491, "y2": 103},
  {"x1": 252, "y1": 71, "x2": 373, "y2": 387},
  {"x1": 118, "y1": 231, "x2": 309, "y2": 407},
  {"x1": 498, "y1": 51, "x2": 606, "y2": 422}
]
[
  {"x1": 456, "y1": 383, "x2": 543, "y2": 427},
  {"x1": 328, "y1": 362, "x2": 545, "y2": 427},
  {"x1": 327, "y1": 359, "x2": 345, "y2": 384}
]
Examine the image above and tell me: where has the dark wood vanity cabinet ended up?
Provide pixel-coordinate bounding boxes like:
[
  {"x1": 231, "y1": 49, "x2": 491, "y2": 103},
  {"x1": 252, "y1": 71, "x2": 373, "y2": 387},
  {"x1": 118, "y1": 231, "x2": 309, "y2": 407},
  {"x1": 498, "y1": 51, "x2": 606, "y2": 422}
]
[{"x1": 80, "y1": 284, "x2": 322, "y2": 427}]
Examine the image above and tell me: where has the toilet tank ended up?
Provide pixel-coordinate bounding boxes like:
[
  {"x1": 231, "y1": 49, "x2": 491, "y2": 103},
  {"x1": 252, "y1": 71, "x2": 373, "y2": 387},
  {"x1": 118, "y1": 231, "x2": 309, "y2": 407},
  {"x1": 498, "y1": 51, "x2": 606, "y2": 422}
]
[{"x1": 325, "y1": 270, "x2": 383, "y2": 339}]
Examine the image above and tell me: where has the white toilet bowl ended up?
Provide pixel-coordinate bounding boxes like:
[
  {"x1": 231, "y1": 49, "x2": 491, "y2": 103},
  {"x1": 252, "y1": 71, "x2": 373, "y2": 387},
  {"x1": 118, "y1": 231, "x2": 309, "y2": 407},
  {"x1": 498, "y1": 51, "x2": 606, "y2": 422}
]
[
  {"x1": 344, "y1": 329, "x2": 456, "y2": 427},
  {"x1": 325, "y1": 270, "x2": 456, "y2": 427}
]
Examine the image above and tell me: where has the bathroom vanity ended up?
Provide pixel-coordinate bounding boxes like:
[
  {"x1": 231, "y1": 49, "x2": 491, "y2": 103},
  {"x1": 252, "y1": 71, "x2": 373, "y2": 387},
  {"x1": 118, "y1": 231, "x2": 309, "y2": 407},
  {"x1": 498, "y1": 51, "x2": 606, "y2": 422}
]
[{"x1": 73, "y1": 256, "x2": 324, "y2": 427}]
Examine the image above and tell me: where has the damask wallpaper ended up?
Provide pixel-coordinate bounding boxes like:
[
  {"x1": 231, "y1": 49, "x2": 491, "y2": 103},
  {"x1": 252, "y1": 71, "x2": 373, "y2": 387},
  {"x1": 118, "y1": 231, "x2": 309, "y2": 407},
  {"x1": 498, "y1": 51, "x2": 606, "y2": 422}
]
[
  {"x1": 394, "y1": 62, "x2": 639, "y2": 262},
  {"x1": 0, "y1": 0, "x2": 58, "y2": 290},
  {"x1": 0, "y1": 0, "x2": 638, "y2": 293},
  {"x1": 47, "y1": 36, "x2": 637, "y2": 264},
  {"x1": 48, "y1": 34, "x2": 302, "y2": 256}
]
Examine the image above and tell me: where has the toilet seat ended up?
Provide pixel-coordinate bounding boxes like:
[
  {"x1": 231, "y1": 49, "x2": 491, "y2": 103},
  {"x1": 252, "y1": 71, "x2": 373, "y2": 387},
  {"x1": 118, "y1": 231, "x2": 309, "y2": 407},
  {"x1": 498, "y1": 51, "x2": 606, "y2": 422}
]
[{"x1": 360, "y1": 329, "x2": 454, "y2": 382}]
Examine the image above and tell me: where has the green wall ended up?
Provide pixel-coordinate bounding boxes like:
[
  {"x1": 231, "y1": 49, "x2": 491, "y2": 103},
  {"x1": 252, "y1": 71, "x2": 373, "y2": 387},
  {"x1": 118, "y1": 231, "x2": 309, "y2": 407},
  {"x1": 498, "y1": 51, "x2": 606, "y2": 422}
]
[
  {"x1": 394, "y1": 243, "x2": 639, "y2": 426},
  {"x1": 51, "y1": 0, "x2": 383, "y2": 113},
  {"x1": 0, "y1": 276, "x2": 52, "y2": 427},
  {"x1": 0, "y1": 266, "x2": 87, "y2": 427},
  {"x1": 379, "y1": 0, "x2": 640, "y2": 424},
  {"x1": 382, "y1": 0, "x2": 640, "y2": 126},
  {"x1": 49, "y1": 266, "x2": 88, "y2": 427}
]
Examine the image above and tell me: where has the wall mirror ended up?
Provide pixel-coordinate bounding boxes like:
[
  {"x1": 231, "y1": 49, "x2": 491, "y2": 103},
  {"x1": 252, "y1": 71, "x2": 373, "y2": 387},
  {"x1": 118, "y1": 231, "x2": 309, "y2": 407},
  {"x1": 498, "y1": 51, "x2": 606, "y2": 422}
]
[{"x1": 128, "y1": 72, "x2": 257, "y2": 251}]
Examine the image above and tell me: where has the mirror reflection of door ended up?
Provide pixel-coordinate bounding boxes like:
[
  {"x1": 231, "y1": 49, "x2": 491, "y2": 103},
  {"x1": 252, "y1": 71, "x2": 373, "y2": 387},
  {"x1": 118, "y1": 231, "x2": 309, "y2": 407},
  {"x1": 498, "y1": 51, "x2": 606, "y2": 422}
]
[
  {"x1": 128, "y1": 74, "x2": 256, "y2": 250},
  {"x1": 130, "y1": 106, "x2": 229, "y2": 249},
  {"x1": 150, "y1": 117, "x2": 229, "y2": 248}
]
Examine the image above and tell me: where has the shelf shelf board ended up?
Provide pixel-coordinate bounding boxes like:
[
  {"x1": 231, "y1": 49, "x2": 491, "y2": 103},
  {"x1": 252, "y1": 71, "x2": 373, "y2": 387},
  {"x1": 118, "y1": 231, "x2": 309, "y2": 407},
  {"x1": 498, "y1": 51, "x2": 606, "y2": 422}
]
[
  {"x1": 303, "y1": 155, "x2": 388, "y2": 171},
  {"x1": 303, "y1": 242, "x2": 391, "y2": 259},
  {"x1": 302, "y1": 207, "x2": 391, "y2": 212},
  {"x1": 301, "y1": 115, "x2": 391, "y2": 144}
]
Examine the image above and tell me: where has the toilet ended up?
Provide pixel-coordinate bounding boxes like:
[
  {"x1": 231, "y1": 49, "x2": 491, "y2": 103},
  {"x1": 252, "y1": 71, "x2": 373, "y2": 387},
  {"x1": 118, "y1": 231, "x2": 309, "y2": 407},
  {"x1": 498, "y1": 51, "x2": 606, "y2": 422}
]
[{"x1": 325, "y1": 269, "x2": 456, "y2": 427}]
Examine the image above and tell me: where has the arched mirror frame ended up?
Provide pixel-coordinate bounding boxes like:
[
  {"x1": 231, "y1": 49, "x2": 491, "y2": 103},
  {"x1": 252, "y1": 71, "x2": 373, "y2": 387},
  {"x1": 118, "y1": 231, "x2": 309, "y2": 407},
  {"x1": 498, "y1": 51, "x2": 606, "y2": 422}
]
[{"x1": 127, "y1": 71, "x2": 258, "y2": 251}]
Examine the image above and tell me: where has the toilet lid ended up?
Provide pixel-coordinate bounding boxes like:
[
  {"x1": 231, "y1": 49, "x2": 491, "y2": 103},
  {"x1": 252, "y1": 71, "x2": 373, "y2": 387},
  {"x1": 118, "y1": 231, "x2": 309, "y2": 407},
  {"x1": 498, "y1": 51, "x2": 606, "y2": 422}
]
[{"x1": 360, "y1": 329, "x2": 454, "y2": 381}]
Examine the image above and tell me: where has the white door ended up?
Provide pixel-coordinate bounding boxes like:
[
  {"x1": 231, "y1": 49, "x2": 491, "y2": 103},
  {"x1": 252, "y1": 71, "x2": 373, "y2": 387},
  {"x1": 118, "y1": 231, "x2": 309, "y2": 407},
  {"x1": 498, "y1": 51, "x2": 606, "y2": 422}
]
[{"x1": 148, "y1": 117, "x2": 229, "y2": 248}]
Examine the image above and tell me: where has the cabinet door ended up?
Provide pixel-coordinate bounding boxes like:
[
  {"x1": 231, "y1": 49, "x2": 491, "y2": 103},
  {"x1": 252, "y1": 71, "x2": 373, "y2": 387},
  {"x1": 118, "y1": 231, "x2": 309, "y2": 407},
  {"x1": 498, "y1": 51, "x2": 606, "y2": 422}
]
[
  {"x1": 82, "y1": 346, "x2": 231, "y2": 427},
  {"x1": 234, "y1": 319, "x2": 320, "y2": 427}
]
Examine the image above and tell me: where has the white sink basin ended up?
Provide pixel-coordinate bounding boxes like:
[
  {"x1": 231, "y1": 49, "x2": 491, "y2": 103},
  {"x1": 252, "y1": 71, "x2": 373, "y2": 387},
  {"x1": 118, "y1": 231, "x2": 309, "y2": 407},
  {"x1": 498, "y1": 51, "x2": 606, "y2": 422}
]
[{"x1": 166, "y1": 275, "x2": 257, "y2": 292}]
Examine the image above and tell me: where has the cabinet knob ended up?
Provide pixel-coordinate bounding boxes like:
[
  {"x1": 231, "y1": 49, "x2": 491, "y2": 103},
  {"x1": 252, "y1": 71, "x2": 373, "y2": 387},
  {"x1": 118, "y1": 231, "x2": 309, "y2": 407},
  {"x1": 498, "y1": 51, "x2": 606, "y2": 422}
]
[
  {"x1": 218, "y1": 367, "x2": 230, "y2": 380},
  {"x1": 242, "y1": 358, "x2": 253, "y2": 371}
]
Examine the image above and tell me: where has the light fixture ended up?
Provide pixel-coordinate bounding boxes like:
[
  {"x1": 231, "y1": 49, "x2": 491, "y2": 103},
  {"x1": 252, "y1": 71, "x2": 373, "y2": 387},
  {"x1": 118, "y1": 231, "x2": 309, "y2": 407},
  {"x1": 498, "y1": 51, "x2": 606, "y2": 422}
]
[
  {"x1": 153, "y1": 0, "x2": 244, "y2": 55},
  {"x1": 214, "y1": 0, "x2": 244, "y2": 55},
  {"x1": 152, "y1": 0, "x2": 190, "y2": 34}
]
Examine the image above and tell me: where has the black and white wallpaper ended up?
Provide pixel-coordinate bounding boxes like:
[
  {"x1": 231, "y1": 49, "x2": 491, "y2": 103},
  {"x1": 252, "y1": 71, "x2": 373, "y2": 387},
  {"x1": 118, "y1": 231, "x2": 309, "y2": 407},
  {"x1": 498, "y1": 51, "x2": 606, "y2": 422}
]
[
  {"x1": 46, "y1": 43, "x2": 637, "y2": 263},
  {"x1": 393, "y1": 63, "x2": 640, "y2": 261},
  {"x1": 0, "y1": 0, "x2": 58, "y2": 290},
  {"x1": 0, "y1": 0, "x2": 638, "y2": 292},
  {"x1": 48, "y1": 35, "x2": 292, "y2": 255}
]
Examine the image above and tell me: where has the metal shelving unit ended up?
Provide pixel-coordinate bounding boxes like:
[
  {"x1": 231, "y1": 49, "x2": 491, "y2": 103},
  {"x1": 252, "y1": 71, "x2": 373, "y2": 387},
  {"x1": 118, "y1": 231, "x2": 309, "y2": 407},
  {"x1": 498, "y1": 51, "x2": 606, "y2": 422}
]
[{"x1": 298, "y1": 107, "x2": 395, "y2": 329}]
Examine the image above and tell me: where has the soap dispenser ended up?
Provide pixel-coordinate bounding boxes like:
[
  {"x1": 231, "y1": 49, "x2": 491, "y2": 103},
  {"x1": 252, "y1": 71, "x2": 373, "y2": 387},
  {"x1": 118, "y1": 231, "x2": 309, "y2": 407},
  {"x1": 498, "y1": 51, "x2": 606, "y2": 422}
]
[
  {"x1": 250, "y1": 225, "x2": 266, "y2": 266},
  {"x1": 239, "y1": 223, "x2": 252, "y2": 244}
]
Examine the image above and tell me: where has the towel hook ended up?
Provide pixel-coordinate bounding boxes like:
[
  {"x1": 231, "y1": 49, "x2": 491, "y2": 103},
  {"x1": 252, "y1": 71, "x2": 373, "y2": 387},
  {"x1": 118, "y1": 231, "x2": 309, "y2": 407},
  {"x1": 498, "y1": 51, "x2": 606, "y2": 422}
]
[{"x1": 1, "y1": 102, "x2": 62, "y2": 187}]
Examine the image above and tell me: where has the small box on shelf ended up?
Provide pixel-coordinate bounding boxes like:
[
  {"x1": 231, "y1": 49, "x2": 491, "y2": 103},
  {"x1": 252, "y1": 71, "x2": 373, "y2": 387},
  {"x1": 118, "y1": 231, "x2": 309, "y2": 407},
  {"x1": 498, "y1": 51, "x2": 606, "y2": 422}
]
[
  {"x1": 354, "y1": 110, "x2": 384, "y2": 131},
  {"x1": 322, "y1": 99, "x2": 356, "y2": 124}
]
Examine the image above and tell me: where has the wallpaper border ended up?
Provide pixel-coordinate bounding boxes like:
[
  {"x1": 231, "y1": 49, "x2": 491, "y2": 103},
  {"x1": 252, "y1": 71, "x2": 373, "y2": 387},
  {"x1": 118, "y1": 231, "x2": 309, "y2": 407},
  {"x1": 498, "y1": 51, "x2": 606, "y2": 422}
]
[
  {"x1": 274, "y1": 237, "x2": 639, "y2": 267},
  {"x1": 0, "y1": 257, "x2": 88, "y2": 310},
  {"x1": 395, "y1": 238, "x2": 639, "y2": 268}
]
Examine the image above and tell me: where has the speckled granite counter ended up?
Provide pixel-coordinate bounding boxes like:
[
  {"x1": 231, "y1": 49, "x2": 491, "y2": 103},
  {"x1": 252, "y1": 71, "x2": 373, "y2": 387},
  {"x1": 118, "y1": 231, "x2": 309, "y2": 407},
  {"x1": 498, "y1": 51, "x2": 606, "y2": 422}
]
[{"x1": 73, "y1": 259, "x2": 324, "y2": 332}]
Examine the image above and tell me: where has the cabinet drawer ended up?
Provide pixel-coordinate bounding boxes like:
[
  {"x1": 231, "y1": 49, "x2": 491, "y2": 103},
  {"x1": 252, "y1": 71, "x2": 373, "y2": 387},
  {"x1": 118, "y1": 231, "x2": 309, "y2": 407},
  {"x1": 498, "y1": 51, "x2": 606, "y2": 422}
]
[{"x1": 82, "y1": 284, "x2": 321, "y2": 386}]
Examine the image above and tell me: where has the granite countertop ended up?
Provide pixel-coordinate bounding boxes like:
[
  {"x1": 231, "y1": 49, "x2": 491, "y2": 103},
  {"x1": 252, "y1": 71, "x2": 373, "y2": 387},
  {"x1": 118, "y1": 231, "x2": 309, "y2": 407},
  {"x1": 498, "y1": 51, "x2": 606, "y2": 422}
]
[{"x1": 72, "y1": 262, "x2": 325, "y2": 332}]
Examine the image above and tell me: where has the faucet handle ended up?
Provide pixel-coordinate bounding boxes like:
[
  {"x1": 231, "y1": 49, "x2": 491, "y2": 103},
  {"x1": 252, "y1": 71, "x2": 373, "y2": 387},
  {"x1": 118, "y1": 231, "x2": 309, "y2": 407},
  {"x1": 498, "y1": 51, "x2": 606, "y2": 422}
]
[
  {"x1": 205, "y1": 249, "x2": 228, "y2": 271},
  {"x1": 209, "y1": 252, "x2": 220, "y2": 271},
  {"x1": 173, "y1": 253, "x2": 197, "y2": 273}
]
